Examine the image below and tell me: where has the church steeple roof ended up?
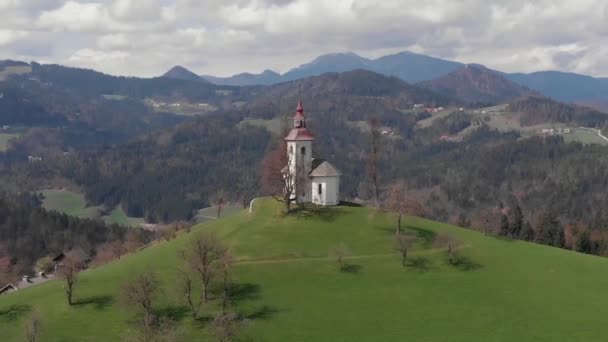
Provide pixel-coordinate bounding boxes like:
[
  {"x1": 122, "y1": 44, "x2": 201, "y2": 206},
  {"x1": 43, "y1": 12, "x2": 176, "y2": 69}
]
[
  {"x1": 294, "y1": 100, "x2": 305, "y2": 121},
  {"x1": 285, "y1": 99, "x2": 314, "y2": 141}
]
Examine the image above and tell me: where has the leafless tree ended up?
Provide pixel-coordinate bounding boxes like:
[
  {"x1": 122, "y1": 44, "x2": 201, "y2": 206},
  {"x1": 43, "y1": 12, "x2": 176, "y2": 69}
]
[
  {"x1": 58, "y1": 251, "x2": 84, "y2": 305},
  {"x1": 212, "y1": 312, "x2": 239, "y2": 342},
  {"x1": 384, "y1": 181, "x2": 427, "y2": 233},
  {"x1": 122, "y1": 271, "x2": 159, "y2": 329},
  {"x1": 261, "y1": 140, "x2": 297, "y2": 214},
  {"x1": 394, "y1": 232, "x2": 416, "y2": 267},
  {"x1": 329, "y1": 243, "x2": 350, "y2": 272},
  {"x1": 436, "y1": 233, "x2": 460, "y2": 265},
  {"x1": 179, "y1": 232, "x2": 224, "y2": 319},
  {"x1": 217, "y1": 249, "x2": 234, "y2": 314},
  {"x1": 24, "y1": 312, "x2": 42, "y2": 342},
  {"x1": 210, "y1": 190, "x2": 227, "y2": 218},
  {"x1": 368, "y1": 118, "x2": 381, "y2": 208},
  {"x1": 124, "y1": 230, "x2": 145, "y2": 254}
]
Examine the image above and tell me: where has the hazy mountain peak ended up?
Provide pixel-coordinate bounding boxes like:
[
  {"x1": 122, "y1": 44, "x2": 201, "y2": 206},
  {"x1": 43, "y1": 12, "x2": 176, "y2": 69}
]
[{"x1": 162, "y1": 65, "x2": 203, "y2": 82}]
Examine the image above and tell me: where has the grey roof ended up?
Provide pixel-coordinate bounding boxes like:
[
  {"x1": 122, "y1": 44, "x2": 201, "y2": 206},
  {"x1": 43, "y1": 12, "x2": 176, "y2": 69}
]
[{"x1": 309, "y1": 159, "x2": 342, "y2": 177}]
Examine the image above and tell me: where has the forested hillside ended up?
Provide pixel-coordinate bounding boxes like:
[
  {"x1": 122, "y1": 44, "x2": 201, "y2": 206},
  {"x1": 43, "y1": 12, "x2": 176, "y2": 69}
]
[
  {"x1": 0, "y1": 193, "x2": 150, "y2": 283},
  {"x1": 3, "y1": 65, "x2": 608, "y2": 257}
]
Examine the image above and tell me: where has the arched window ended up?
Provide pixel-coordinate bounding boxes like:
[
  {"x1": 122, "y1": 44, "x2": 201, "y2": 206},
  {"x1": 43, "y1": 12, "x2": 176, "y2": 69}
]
[
  {"x1": 301, "y1": 147, "x2": 306, "y2": 156},
  {"x1": 289, "y1": 146, "x2": 293, "y2": 154},
  {"x1": 318, "y1": 183, "x2": 323, "y2": 195}
]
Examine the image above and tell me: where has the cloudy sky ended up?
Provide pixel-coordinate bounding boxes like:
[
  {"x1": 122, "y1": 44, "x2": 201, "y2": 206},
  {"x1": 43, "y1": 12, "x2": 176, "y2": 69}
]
[{"x1": 1, "y1": 0, "x2": 607, "y2": 78}]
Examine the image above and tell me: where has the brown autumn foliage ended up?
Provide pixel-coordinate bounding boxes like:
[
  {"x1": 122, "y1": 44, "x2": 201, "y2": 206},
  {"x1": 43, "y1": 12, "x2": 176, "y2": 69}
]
[
  {"x1": 384, "y1": 181, "x2": 427, "y2": 233},
  {"x1": 261, "y1": 139, "x2": 297, "y2": 214}
]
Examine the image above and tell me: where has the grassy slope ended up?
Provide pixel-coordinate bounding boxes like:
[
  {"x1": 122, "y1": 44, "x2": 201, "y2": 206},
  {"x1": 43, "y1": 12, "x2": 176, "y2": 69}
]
[
  {"x1": 2, "y1": 199, "x2": 608, "y2": 341},
  {"x1": 40, "y1": 189, "x2": 100, "y2": 219},
  {"x1": 0, "y1": 133, "x2": 20, "y2": 151},
  {"x1": 40, "y1": 189, "x2": 144, "y2": 227}
]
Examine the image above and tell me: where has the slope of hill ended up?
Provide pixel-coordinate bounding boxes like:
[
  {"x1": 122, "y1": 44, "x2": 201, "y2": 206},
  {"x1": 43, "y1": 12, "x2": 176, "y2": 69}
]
[
  {"x1": 508, "y1": 96, "x2": 608, "y2": 127},
  {"x1": 371, "y1": 51, "x2": 463, "y2": 83},
  {"x1": 506, "y1": 71, "x2": 608, "y2": 104},
  {"x1": 0, "y1": 61, "x2": 258, "y2": 157},
  {"x1": 248, "y1": 69, "x2": 457, "y2": 119},
  {"x1": 162, "y1": 66, "x2": 207, "y2": 83},
  {"x1": 419, "y1": 65, "x2": 536, "y2": 105},
  {"x1": 2, "y1": 199, "x2": 608, "y2": 341}
]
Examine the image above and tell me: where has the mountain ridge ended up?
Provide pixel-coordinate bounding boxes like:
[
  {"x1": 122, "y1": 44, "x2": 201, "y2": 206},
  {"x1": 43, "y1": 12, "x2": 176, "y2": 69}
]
[{"x1": 419, "y1": 64, "x2": 538, "y2": 104}]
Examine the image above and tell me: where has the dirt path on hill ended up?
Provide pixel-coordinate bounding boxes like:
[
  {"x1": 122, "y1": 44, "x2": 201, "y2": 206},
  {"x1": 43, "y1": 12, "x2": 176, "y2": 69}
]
[{"x1": 233, "y1": 245, "x2": 468, "y2": 265}]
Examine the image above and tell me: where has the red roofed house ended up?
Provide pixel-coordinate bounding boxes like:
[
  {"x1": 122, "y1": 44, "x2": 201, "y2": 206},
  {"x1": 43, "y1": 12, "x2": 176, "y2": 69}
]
[{"x1": 284, "y1": 99, "x2": 341, "y2": 206}]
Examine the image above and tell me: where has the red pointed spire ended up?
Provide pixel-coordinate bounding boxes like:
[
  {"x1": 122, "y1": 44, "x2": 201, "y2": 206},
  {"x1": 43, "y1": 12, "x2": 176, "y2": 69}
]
[{"x1": 294, "y1": 99, "x2": 305, "y2": 122}]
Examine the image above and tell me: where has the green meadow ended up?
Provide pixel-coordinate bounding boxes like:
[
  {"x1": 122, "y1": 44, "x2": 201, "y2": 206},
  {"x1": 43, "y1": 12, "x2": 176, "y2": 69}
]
[
  {"x1": 2, "y1": 198, "x2": 608, "y2": 341},
  {"x1": 40, "y1": 189, "x2": 143, "y2": 227},
  {"x1": 0, "y1": 133, "x2": 20, "y2": 151}
]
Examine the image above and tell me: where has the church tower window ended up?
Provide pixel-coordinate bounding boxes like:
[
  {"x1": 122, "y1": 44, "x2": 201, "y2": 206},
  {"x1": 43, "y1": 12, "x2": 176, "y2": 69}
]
[
  {"x1": 301, "y1": 147, "x2": 306, "y2": 156},
  {"x1": 318, "y1": 183, "x2": 323, "y2": 195}
]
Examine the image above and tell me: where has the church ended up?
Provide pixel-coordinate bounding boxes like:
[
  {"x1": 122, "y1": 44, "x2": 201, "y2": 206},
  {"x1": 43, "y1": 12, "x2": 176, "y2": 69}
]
[{"x1": 284, "y1": 100, "x2": 341, "y2": 206}]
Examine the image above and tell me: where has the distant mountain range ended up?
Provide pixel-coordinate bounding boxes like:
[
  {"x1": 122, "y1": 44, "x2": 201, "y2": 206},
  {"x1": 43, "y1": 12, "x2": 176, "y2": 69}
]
[
  {"x1": 167, "y1": 51, "x2": 608, "y2": 106},
  {"x1": 195, "y1": 51, "x2": 463, "y2": 85}
]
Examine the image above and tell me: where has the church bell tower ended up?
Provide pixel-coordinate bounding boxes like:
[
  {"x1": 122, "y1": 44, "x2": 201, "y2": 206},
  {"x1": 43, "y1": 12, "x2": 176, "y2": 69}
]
[{"x1": 284, "y1": 100, "x2": 314, "y2": 203}]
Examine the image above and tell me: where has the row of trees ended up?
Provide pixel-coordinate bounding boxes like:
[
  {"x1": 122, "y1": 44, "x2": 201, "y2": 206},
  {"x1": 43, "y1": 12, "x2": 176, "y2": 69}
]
[{"x1": 22, "y1": 231, "x2": 243, "y2": 342}]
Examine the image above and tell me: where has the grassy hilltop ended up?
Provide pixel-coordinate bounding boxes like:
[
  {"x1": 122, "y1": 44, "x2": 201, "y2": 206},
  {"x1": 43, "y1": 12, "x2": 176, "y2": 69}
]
[{"x1": 2, "y1": 199, "x2": 608, "y2": 341}]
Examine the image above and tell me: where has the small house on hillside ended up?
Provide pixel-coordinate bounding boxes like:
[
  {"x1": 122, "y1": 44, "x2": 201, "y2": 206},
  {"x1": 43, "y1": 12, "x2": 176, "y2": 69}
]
[
  {"x1": 0, "y1": 283, "x2": 17, "y2": 296},
  {"x1": 52, "y1": 249, "x2": 91, "y2": 272}
]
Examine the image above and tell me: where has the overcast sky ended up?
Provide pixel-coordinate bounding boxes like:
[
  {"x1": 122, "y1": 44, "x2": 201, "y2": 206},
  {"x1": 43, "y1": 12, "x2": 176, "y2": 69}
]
[{"x1": 1, "y1": 0, "x2": 607, "y2": 78}]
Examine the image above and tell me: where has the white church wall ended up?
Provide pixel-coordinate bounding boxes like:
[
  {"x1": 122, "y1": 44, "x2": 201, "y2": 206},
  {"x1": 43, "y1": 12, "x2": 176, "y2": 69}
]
[
  {"x1": 287, "y1": 140, "x2": 313, "y2": 203},
  {"x1": 311, "y1": 176, "x2": 340, "y2": 206}
]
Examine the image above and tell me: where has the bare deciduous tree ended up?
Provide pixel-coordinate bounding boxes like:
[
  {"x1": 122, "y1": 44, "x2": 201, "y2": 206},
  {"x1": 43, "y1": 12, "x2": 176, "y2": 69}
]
[
  {"x1": 212, "y1": 312, "x2": 239, "y2": 342},
  {"x1": 217, "y1": 249, "x2": 234, "y2": 314},
  {"x1": 122, "y1": 271, "x2": 159, "y2": 329},
  {"x1": 261, "y1": 140, "x2": 297, "y2": 214},
  {"x1": 384, "y1": 181, "x2": 427, "y2": 233},
  {"x1": 329, "y1": 243, "x2": 350, "y2": 272},
  {"x1": 210, "y1": 190, "x2": 227, "y2": 219},
  {"x1": 394, "y1": 232, "x2": 416, "y2": 267},
  {"x1": 179, "y1": 232, "x2": 224, "y2": 319},
  {"x1": 58, "y1": 251, "x2": 84, "y2": 305},
  {"x1": 367, "y1": 118, "x2": 381, "y2": 208},
  {"x1": 436, "y1": 233, "x2": 460, "y2": 265},
  {"x1": 24, "y1": 312, "x2": 42, "y2": 342}
]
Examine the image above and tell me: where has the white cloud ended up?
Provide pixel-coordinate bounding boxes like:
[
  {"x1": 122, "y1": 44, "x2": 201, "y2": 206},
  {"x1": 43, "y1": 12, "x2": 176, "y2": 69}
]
[
  {"x1": 0, "y1": 29, "x2": 28, "y2": 46},
  {"x1": 1, "y1": 0, "x2": 608, "y2": 77}
]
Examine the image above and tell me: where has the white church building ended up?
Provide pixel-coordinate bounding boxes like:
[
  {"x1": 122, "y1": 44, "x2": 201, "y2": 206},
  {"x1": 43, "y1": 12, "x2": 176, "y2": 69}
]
[{"x1": 284, "y1": 100, "x2": 341, "y2": 206}]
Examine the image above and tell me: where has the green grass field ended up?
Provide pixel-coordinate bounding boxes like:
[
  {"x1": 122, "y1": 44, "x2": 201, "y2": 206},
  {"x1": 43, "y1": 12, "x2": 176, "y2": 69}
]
[
  {"x1": 40, "y1": 189, "x2": 101, "y2": 219},
  {"x1": 2, "y1": 199, "x2": 608, "y2": 341},
  {"x1": 237, "y1": 117, "x2": 285, "y2": 134},
  {"x1": 195, "y1": 204, "x2": 243, "y2": 224},
  {"x1": 40, "y1": 189, "x2": 144, "y2": 227},
  {"x1": 0, "y1": 133, "x2": 20, "y2": 151}
]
